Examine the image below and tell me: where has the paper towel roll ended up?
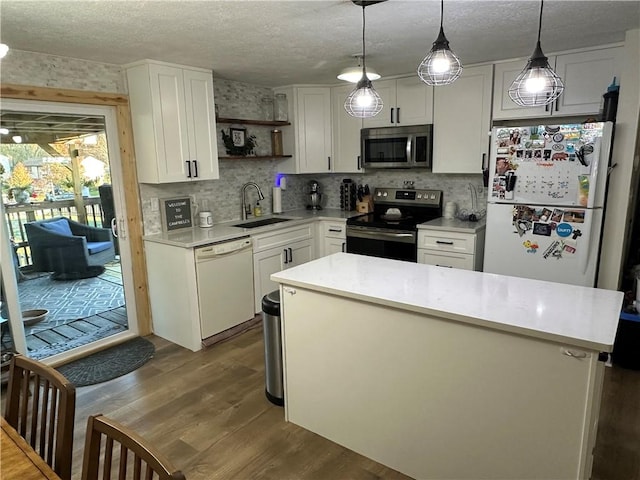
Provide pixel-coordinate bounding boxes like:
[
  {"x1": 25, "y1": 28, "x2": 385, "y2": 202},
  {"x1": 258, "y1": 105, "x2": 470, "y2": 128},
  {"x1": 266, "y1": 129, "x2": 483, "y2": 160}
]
[{"x1": 272, "y1": 187, "x2": 282, "y2": 213}]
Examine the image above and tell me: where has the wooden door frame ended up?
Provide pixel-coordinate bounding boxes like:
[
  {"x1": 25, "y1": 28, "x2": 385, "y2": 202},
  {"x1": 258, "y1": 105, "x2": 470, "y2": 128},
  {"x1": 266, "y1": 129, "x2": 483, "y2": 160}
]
[{"x1": 0, "y1": 83, "x2": 151, "y2": 334}]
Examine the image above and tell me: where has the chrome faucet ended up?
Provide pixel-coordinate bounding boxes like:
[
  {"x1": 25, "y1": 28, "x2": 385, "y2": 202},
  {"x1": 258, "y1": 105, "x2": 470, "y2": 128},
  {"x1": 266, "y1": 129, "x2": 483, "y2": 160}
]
[{"x1": 241, "y1": 182, "x2": 265, "y2": 220}]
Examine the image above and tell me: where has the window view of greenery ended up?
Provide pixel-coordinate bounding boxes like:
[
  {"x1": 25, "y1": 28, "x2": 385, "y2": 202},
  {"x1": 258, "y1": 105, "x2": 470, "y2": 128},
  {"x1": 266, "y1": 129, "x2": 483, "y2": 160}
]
[{"x1": 1, "y1": 135, "x2": 111, "y2": 204}]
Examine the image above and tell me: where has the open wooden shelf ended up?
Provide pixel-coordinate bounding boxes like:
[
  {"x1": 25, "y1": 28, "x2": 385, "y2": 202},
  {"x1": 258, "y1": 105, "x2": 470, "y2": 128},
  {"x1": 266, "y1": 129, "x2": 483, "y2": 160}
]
[
  {"x1": 216, "y1": 117, "x2": 290, "y2": 127},
  {"x1": 219, "y1": 155, "x2": 292, "y2": 160}
]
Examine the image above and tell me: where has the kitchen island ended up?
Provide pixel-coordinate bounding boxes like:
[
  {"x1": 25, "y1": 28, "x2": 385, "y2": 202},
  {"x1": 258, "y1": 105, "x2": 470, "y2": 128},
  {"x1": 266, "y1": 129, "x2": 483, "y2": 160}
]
[{"x1": 271, "y1": 253, "x2": 623, "y2": 480}]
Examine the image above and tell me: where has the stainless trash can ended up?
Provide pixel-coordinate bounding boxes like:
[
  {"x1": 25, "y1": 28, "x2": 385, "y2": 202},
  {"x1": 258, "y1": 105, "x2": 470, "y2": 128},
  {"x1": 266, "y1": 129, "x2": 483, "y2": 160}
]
[{"x1": 262, "y1": 290, "x2": 284, "y2": 406}]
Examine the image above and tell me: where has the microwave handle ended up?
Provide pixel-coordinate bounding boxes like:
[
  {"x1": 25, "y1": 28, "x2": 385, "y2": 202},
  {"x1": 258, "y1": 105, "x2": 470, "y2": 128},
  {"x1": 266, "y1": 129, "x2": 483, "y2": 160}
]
[{"x1": 406, "y1": 136, "x2": 413, "y2": 163}]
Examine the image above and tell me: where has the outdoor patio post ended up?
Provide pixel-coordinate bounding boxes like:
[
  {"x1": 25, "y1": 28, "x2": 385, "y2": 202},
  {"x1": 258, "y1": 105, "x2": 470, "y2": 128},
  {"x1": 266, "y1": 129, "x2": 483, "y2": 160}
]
[{"x1": 69, "y1": 145, "x2": 87, "y2": 225}]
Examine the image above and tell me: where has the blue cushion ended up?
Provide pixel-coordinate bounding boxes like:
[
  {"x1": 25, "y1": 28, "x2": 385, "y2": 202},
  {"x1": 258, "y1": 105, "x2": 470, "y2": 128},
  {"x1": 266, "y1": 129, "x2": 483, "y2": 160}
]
[
  {"x1": 86, "y1": 241, "x2": 112, "y2": 255},
  {"x1": 40, "y1": 219, "x2": 73, "y2": 236}
]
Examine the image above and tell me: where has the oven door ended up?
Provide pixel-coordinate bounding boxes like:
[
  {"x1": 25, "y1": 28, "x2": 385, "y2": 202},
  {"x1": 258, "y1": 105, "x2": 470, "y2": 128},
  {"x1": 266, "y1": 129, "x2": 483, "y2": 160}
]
[{"x1": 346, "y1": 225, "x2": 417, "y2": 262}]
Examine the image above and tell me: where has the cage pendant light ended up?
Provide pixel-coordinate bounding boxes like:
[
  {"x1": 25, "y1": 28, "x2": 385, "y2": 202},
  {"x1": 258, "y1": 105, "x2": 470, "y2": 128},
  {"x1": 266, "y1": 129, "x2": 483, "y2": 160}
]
[
  {"x1": 508, "y1": 0, "x2": 564, "y2": 107},
  {"x1": 417, "y1": 0, "x2": 462, "y2": 86},
  {"x1": 344, "y1": 2, "x2": 383, "y2": 118}
]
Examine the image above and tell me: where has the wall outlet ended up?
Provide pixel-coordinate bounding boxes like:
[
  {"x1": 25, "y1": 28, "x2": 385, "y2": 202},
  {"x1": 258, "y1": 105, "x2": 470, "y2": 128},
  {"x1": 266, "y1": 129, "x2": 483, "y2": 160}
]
[{"x1": 150, "y1": 197, "x2": 159, "y2": 212}]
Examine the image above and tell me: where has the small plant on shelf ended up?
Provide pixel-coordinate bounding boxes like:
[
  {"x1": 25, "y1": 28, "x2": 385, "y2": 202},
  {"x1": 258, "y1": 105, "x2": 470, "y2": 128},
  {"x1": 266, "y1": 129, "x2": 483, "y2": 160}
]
[{"x1": 221, "y1": 128, "x2": 257, "y2": 156}]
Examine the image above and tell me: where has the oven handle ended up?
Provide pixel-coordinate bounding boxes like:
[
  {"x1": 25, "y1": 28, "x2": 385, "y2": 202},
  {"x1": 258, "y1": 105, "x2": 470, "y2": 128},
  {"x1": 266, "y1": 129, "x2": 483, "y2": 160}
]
[{"x1": 346, "y1": 227, "x2": 416, "y2": 244}]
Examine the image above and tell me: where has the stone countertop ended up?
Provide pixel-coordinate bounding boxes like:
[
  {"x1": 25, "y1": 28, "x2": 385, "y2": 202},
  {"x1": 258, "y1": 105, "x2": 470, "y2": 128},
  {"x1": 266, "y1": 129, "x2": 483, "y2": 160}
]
[
  {"x1": 271, "y1": 252, "x2": 623, "y2": 352},
  {"x1": 143, "y1": 208, "x2": 355, "y2": 248},
  {"x1": 419, "y1": 216, "x2": 486, "y2": 233}
]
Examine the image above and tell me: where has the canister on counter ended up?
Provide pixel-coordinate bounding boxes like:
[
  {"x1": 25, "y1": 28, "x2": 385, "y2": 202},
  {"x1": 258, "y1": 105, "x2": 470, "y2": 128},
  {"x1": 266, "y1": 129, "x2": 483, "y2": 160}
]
[{"x1": 271, "y1": 129, "x2": 283, "y2": 156}]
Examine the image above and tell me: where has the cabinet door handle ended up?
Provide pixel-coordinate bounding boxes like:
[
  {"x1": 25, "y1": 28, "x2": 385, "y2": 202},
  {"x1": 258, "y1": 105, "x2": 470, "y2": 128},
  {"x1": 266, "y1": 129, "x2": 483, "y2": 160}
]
[
  {"x1": 342, "y1": 242, "x2": 346, "y2": 252},
  {"x1": 436, "y1": 240, "x2": 454, "y2": 245},
  {"x1": 555, "y1": 97, "x2": 560, "y2": 112},
  {"x1": 436, "y1": 264, "x2": 453, "y2": 268},
  {"x1": 357, "y1": 155, "x2": 361, "y2": 170},
  {"x1": 328, "y1": 156, "x2": 331, "y2": 171},
  {"x1": 390, "y1": 107, "x2": 394, "y2": 124},
  {"x1": 288, "y1": 247, "x2": 293, "y2": 263},
  {"x1": 186, "y1": 161, "x2": 192, "y2": 178},
  {"x1": 328, "y1": 228, "x2": 343, "y2": 233},
  {"x1": 397, "y1": 107, "x2": 400, "y2": 124},
  {"x1": 192, "y1": 160, "x2": 198, "y2": 178},
  {"x1": 562, "y1": 348, "x2": 588, "y2": 359},
  {"x1": 482, "y1": 153, "x2": 487, "y2": 169},
  {"x1": 283, "y1": 249, "x2": 288, "y2": 264}
]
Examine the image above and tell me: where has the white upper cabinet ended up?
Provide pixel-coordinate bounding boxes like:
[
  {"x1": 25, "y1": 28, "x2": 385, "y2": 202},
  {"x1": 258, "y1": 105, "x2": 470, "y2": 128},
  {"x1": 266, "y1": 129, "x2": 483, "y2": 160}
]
[
  {"x1": 432, "y1": 64, "x2": 493, "y2": 174},
  {"x1": 554, "y1": 47, "x2": 623, "y2": 116},
  {"x1": 363, "y1": 76, "x2": 434, "y2": 128},
  {"x1": 493, "y1": 46, "x2": 623, "y2": 120},
  {"x1": 125, "y1": 60, "x2": 219, "y2": 183},
  {"x1": 331, "y1": 84, "x2": 363, "y2": 173},
  {"x1": 275, "y1": 86, "x2": 333, "y2": 174}
]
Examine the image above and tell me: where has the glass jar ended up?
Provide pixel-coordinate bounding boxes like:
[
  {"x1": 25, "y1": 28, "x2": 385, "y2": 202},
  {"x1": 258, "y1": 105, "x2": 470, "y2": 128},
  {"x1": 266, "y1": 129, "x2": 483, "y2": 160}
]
[
  {"x1": 260, "y1": 96, "x2": 274, "y2": 121},
  {"x1": 271, "y1": 129, "x2": 283, "y2": 156},
  {"x1": 274, "y1": 93, "x2": 288, "y2": 121}
]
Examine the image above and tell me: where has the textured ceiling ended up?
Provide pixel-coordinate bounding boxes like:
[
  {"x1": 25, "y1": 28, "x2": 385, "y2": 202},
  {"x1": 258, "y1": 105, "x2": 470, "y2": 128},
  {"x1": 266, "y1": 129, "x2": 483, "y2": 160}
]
[{"x1": 1, "y1": 0, "x2": 638, "y2": 87}]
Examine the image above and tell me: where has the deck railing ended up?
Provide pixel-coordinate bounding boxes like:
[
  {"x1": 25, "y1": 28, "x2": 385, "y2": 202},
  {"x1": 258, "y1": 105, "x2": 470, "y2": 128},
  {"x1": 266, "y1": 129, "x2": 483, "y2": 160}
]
[{"x1": 4, "y1": 198, "x2": 105, "y2": 268}]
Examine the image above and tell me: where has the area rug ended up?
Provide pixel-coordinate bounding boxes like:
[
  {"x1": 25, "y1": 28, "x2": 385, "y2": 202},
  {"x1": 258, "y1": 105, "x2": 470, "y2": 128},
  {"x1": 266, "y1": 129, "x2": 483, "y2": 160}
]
[
  {"x1": 56, "y1": 336, "x2": 155, "y2": 387},
  {"x1": 18, "y1": 274, "x2": 125, "y2": 328}
]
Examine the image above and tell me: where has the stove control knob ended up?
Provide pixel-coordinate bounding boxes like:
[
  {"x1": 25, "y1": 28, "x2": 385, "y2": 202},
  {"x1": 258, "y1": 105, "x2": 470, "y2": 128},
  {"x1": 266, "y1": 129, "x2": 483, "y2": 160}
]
[
  {"x1": 417, "y1": 194, "x2": 422, "y2": 199},
  {"x1": 383, "y1": 192, "x2": 388, "y2": 197},
  {"x1": 430, "y1": 194, "x2": 436, "y2": 199},
  {"x1": 377, "y1": 191, "x2": 382, "y2": 196}
]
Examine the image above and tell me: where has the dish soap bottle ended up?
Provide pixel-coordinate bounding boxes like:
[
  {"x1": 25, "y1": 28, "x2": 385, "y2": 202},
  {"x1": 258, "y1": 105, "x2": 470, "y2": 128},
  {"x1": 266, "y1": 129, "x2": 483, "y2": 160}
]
[{"x1": 254, "y1": 201, "x2": 262, "y2": 217}]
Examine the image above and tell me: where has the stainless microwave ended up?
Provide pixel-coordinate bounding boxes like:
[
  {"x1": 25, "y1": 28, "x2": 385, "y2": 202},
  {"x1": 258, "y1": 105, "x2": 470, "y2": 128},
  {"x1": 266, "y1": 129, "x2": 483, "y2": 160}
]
[{"x1": 361, "y1": 124, "x2": 433, "y2": 169}]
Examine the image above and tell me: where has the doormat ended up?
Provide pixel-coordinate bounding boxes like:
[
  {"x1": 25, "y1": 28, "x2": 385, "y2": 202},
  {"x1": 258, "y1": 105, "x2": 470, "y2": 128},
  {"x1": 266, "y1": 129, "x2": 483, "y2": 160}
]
[{"x1": 56, "y1": 336, "x2": 155, "y2": 387}]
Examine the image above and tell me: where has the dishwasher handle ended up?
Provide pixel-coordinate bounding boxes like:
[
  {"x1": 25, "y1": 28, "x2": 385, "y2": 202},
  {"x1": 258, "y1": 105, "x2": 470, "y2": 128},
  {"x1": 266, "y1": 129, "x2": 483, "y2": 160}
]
[{"x1": 195, "y1": 238, "x2": 252, "y2": 261}]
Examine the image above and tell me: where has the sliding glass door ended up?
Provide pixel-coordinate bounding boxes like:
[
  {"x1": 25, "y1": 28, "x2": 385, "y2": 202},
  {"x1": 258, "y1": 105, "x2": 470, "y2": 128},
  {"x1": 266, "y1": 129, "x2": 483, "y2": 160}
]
[{"x1": 0, "y1": 100, "x2": 138, "y2": 363}]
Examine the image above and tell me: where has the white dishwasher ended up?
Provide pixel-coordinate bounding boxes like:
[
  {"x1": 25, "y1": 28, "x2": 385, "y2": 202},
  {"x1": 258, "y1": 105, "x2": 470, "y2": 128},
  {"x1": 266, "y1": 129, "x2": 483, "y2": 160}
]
[{"x1": 195, "y1": 236, "x2": 255, "y2": 339}]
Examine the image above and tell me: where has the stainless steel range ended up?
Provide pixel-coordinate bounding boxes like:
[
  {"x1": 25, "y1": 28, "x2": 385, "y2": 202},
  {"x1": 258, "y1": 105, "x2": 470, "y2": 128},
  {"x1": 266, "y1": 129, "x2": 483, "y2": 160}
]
[{"x1": 346, "y1": 187, "x2": 443, "y2": 262}]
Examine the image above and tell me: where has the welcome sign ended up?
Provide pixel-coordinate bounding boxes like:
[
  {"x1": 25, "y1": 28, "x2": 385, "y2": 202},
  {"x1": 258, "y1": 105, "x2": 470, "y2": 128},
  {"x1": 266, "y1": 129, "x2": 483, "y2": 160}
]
[{"x1": 161, "y1": 197, "x2": 193, "y2": 231}]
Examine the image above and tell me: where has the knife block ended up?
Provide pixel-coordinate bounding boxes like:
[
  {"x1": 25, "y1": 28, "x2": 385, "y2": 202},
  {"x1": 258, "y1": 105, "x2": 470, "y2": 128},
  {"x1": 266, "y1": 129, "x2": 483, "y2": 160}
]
[{"x1": 356, "y1": 195, "x2": 373, "y2": 213}]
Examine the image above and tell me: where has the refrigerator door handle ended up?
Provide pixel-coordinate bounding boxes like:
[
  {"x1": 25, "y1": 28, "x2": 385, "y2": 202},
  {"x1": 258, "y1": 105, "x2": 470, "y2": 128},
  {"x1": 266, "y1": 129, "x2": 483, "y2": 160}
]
[{"x1": 578, "y1": 213, "x2": 596, "y2": 275}]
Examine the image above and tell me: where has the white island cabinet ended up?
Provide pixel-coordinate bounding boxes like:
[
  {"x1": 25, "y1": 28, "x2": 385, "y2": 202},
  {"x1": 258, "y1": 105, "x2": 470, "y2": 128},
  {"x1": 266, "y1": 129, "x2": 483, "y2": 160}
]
[{"x1": 272, "y1": 253, "x2": 623, "y2": 480}]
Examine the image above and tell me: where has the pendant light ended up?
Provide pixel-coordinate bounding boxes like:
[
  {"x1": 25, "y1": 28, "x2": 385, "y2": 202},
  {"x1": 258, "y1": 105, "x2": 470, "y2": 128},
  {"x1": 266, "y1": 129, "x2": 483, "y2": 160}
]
[
  {"x1": 344, "y1": 1, "x2": 383, "y2": 118},
  {"x1": 337, "y1": 55, "x2": 381, "y2": 83},
  {"x1": 508, "y1": 0, "x2": 564, "y2": 107},
  {"x1": 417, "y1": 0, "x2": 462, "y2": 86}
]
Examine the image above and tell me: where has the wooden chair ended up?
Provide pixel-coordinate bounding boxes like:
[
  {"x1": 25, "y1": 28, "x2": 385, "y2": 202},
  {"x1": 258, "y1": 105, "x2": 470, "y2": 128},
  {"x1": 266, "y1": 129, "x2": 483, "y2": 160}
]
[
  {"x1": 4, "y1": 354, "x2": 76, "y2": 480},
  {"x1": 81, "y1": 414, "x2": 186, "y2": 480}
]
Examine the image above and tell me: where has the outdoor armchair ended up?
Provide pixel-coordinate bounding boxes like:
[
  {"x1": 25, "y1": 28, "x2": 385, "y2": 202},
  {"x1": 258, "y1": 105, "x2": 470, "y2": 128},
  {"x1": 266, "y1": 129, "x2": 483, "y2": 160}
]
[{"x1": 25, "y1": 217, "x2": 115, "y2": 280}]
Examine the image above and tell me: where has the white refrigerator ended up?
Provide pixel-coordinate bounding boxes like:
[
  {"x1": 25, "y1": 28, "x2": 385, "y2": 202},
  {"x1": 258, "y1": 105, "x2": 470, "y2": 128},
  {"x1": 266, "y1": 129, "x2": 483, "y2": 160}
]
[{"x1": 483, "y1": 122, "x2": 613, "y2": 287}]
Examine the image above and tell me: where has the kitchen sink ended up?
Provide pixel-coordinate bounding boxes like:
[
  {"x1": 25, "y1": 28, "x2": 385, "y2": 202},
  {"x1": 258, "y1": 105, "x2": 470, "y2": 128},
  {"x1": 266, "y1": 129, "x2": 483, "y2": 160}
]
[{"x1": 233, "y1": 217, "x2": 293, "y2": 229}]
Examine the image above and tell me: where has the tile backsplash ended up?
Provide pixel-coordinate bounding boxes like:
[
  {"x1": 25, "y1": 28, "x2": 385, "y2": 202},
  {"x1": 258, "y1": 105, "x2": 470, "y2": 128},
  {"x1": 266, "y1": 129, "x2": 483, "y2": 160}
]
[
  {"x1": 1, "y1": 50, "x2": 487, "y2": 236},
  {"x1": 142, "y1": 77, "x2": 486, "y2": 235}
]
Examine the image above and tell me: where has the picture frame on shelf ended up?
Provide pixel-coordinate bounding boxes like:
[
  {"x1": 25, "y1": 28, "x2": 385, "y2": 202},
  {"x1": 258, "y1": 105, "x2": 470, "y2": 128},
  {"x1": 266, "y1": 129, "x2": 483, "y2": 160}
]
[{"x1": 230, "y1": 127, "x2": 246, "y2": 147}]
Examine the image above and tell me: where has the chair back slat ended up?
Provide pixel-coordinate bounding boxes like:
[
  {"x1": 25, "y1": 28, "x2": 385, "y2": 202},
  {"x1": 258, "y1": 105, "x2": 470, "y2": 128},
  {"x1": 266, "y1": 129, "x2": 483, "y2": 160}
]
[
  {"x1": 4, "y1": 354, "x2": 76, "y2": 480},
  {"x1": 81, "y1": 414, "x2": 186, "y2": 480}
]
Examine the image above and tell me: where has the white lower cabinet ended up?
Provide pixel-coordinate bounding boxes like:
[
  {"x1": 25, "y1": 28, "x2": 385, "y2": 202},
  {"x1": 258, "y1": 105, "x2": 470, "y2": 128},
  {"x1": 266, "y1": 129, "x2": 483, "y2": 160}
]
[
  {"x1": 252, "y1": 224, "x2": 315, "y2": 313},
  {"x1": 317, "y1": 219, "x2": 347, "y2": 257},
  {"x1": 417, "y1": 228, "x2": 486, "y2": 271}
]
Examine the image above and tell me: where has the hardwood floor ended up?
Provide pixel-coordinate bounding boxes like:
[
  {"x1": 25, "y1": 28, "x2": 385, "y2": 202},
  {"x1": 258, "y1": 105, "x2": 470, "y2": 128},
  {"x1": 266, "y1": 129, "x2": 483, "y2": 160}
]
[
  {"x1": 8, "y1": 325, "x2": 638, "y2": 479},
  {"x1": 68, "y1": 327, "x2": 410, "y2": 480}
]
